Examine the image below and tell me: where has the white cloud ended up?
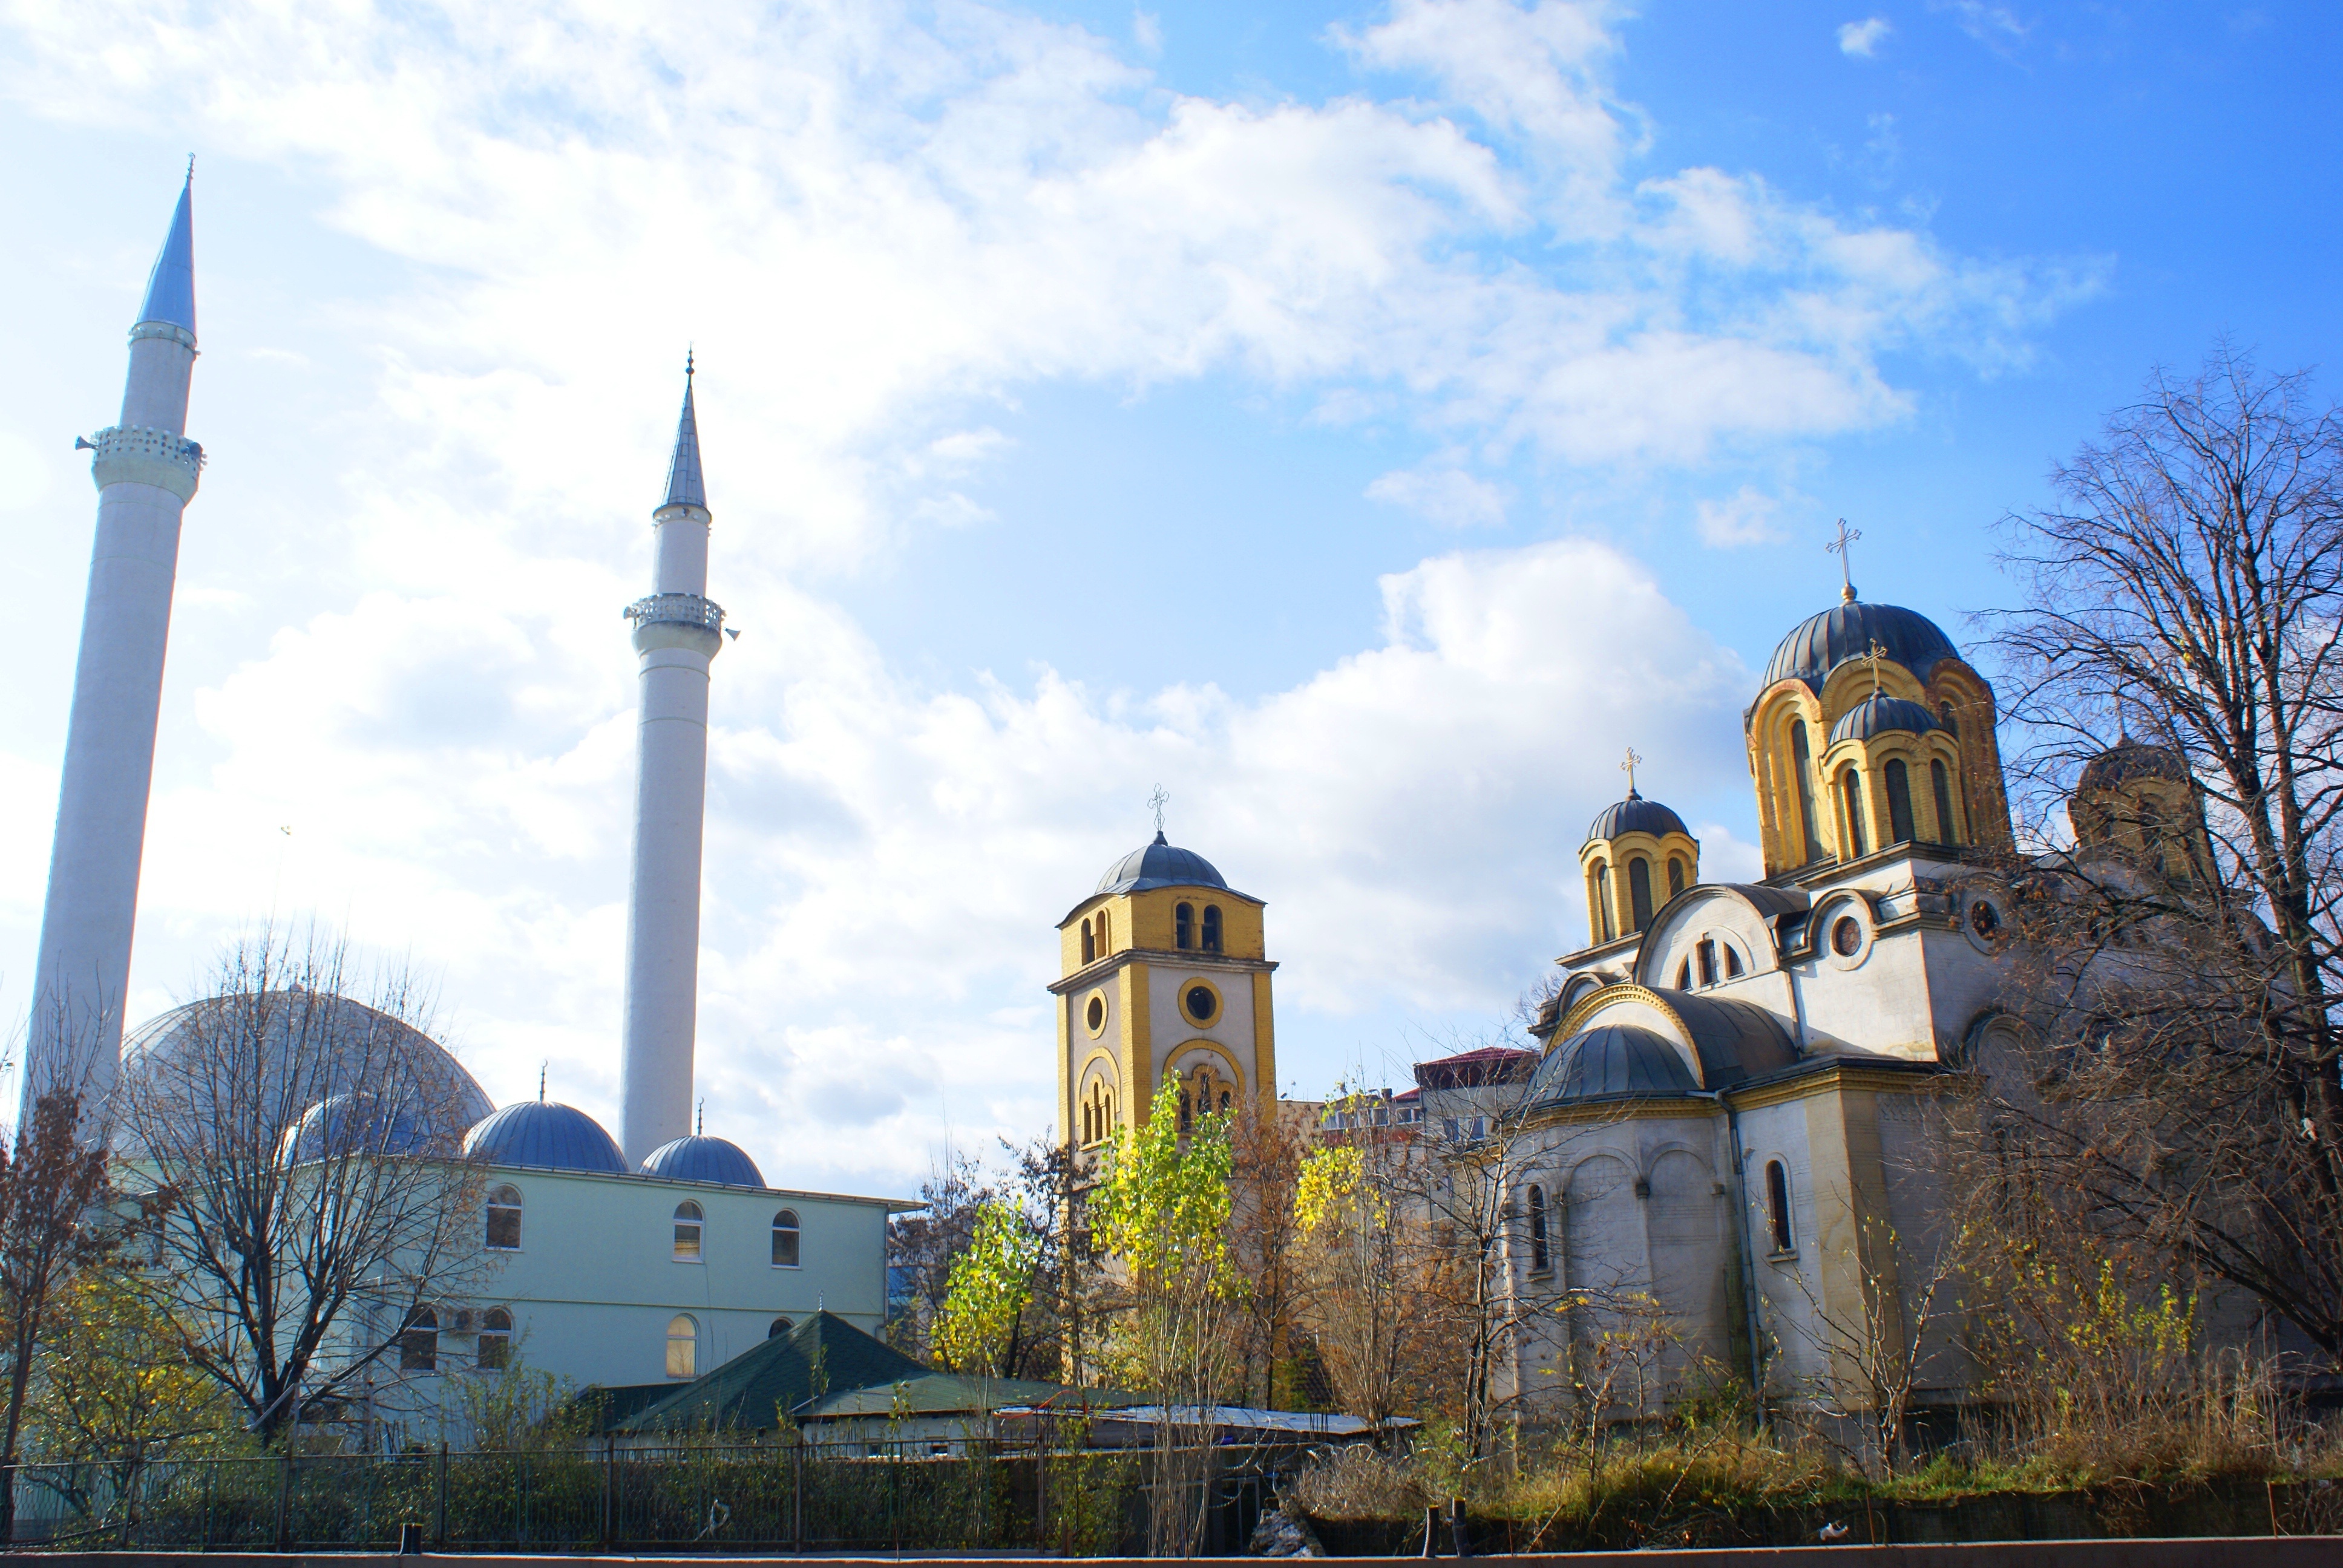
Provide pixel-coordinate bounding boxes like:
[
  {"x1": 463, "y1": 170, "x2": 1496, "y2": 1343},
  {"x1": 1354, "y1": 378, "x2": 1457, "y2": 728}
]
[
  {"x1": 0, "y1": 430, "x2": 51, "y2": 512},
  {"x1": 1366, "y1": 463, "x2": 1510, "y2": 528},
  {"x1": 1694, "y1": 486, "x2": 1785, "y2": 547},
  {"x1": 1837, "y1": 17, "x2": 1892, "y2": 57},
  {"x1": 1935, "y1": 1, "x2": 2028, "y2": 51}
]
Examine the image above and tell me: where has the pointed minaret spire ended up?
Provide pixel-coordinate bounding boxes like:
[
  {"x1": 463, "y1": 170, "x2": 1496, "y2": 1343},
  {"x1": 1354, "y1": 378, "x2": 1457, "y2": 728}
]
[
  {"x1": 663, "y1": 350, "x2": 705, "y2": 510},
  {"x1": 138, "y1": 163, "x2": 197, "y2": 337}
]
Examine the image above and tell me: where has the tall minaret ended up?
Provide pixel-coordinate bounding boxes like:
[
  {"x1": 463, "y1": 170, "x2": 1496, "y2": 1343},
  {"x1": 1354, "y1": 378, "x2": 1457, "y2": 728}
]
[
  {"x1": 25, "y1": 171, "x2": 204, "y2": 1112},
  {"x1": 617, "y1": 359, "x2": 723, "y2": 1166}
]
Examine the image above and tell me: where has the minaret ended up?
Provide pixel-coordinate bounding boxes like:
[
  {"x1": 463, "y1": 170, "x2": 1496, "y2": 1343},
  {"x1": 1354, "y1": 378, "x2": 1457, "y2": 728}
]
[
  {"x1": 25, "y1": 170, "x2": 204, "y2": 1111},
  {"x1": 618, "y1": 359, "x2": 723, "y2": 1166}
]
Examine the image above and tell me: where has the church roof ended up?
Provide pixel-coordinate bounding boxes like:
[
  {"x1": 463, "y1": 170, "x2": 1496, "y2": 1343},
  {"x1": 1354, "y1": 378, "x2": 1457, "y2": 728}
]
[
  {"x1": 464, "y1": 1100, "x2": 629, "y2": 1175},
  {"x1": 1528, "y1": 1025, "x2": 1699, "y2": 1104},
  {"x1": 2079, "y1": 740, "x2": 2191, "y2": 792},
  {"x1": 661, "y1": 359, "x2": 706, "y2": 510},
  {"x1": 1761, "y1": 600, "x2": 1959, "y2": 693},
  {"x1": 640, "y1": 1133, "x2": 764, "y2": 1187},
  {"x1": 1829, "y1": 693, "x2": 1940, "y2": 746},
  {"x1": 137, "y1": 174, "x2": 196, "y2": 335},
  {"x1": 1094, "y1": 831, "x2": 1230, "y2": 896},
  {"x1": 1585, "y1": 790, "x2": 1689, "y2": 844},
  {"x1": 1657, "y1": 989, "x2": 1798, "y2": 1086}
]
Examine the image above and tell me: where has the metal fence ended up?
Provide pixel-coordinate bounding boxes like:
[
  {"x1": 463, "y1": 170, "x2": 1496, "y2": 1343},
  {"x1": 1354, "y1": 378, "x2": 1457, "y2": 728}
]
[{"x1": 0, "y1": 1440, "x2": 1288, "y2": 1555}]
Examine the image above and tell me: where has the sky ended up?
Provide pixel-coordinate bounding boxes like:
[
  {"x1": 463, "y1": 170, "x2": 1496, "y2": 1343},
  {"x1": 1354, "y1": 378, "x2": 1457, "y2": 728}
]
[{"x1": 1, "y1": 0, "x2": 2338, "y2": 1197}]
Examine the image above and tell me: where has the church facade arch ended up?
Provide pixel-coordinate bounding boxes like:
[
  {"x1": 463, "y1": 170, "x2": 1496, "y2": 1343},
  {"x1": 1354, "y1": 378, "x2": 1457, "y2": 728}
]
[{"x1": 1634, "y1": 886, "x2": 1795, "y2": 993}]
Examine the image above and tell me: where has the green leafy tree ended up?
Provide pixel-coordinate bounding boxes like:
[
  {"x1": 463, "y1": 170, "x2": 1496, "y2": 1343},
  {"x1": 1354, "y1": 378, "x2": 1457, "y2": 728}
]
[{"x1": 932, "y1": 1201, "x2": 1042, "y2": 1378}]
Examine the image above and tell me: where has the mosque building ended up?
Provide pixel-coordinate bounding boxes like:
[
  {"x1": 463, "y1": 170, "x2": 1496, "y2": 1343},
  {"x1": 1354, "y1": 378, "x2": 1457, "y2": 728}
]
[{"x1": 28, "y1": 175, "x2": 899, "y2": 1429}]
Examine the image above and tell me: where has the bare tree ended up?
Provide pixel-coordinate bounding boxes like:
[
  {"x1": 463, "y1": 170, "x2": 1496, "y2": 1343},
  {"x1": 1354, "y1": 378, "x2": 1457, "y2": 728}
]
[
  {"x1": 883, "y1": 1145, "x2": 996, "y2": 1360},
  {"x1": 1227, "y1": 1100, "x2": 1311, "y2": 1408},
  {"x1": 116, "y1": 927, "x2": 487, "y2": 1445},
  {"x1": 1983, "y1": 342, "x2": 2343, "y2": 1356}
]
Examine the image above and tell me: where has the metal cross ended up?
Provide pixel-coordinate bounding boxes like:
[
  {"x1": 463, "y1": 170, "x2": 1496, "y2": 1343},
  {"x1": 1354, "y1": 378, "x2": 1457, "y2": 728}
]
[
  {"x1": 1147, "y1": 784, "x2": 1170, "y2": 833},
  {"x1": 1866, "y1": 638, "x2": 1887, "y2": 697},
  {"x1": 1827, "y1": 518, "x2": 1862, "y2": 603},
  {"x1": 1620, "y1": 746, "x2": 1643, "y2": 794}
]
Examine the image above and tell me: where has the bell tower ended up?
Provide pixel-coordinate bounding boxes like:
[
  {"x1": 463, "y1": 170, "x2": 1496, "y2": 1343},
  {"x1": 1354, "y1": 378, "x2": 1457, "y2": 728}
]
[{"x1": 1049, "y1": 805, "x2": 1277, "y2": 1153}]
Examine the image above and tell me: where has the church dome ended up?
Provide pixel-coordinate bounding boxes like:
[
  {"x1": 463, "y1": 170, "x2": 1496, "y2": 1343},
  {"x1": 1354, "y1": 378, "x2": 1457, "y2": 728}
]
[
  {"x1": 281, "y1": 1092, "x2": 442, "y2": 1165},
  {"x1": 1762, "y1": 601, "x2": 1960, "y2": 692},
  {"x1": 1585, "y1": 790, "x2": 1689, "y2": 844},
  {"x1": 1528, "y1": 1025, "x2": 1700, "y2": 1105},
  {"x1": 1829, "y1": 693, "x2": 1940, "y2": 746},
  {"x1": 2078, "y1": 740, "x2": 2190, "y2": 793},
  {"x1": 641, "y1": 1134, "x2": 764, "y2": 1188},
  {"x1": 464, "y1": 1100, "x2": 628, "y2": 1175},
  {"x1": 1095, "y1": 831, "x2": 1228, "y2": 896}
]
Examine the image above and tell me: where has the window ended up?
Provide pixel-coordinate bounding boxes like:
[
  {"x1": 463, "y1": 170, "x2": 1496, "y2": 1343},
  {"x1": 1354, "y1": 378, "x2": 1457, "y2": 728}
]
[
  {"x1": 1765, "y1": 1161, "x2": 1794, "y2": 1253},
  {"x1": 1175, "y1": 902, "x2": 1194, "y2": 950},
  {"x1": 485, "y1": 1184, "x2": 522, "y2": 1250},
  {"x1": 1443, "y1": 1117, "x2": 1459, "y2": 1138},
  {"x1": 673, "y1": 1201, "x2": 703, "y2": 1262},
  {"x1": 1667, "y1": 856, "x2": 1686, "y2": 897},
  {"x1": 1840, "y1": 768, "x2": 1868, "y2": 858},
  {"x1": 1219, "y1": 1090, "x2": 1231, "y2": 1112},
  {"x1": 1885, "y1": 758, "x2": 1915, "y2": 844},
  {"x1": 1081, "y1": 918, "x2": 1095, "y2": 964},
  {"x1": 1931, "y1": 759, "x2": 1958, "y2": 845},
  {"x1": 1085, "y1": 995, "x2": 1105, "y2": 1033},
  {"x1": 1790, "y1": 720, "x2": 1821, "y2": 863},
  {"x1": 1527, "y1": 1186, "x2": 1549, "y2": 1273},
  {"x1": 1098, "y1": 910, "x2": 1110, "y2": 951},
  {"x1": 1832, "y1": 916, "x2": 1863, "y2": 956},
  {"x1": 1628, "y1": 857, "x2": 1654, "y2": 932},
  {"x1": 769, "y1": 1316, "x2": 794, "y2": 1339},
  {"x1": 399, "y1": 1307, "x2": 439, "y2": 1373},
  {"x1": 772, "y1": 1209, "x2": 801, "y2": 1267},
  {"x1": 1675, "y1": 959, "x2": 1690, "y2": 989},
  {"x1": 1697, "y1": 939, "x2": 1717, "y2": 988},
  {"x1": 1723, "y1": 946, "x2": 1743, "y2": 979},
  {"x1": 1938, "y1": 700, "x2": 1959, "y2": 739},
  {"x1": 1593, "y1": 862, "x2": 1614, "y2": 942},
  {"x1": 477, "y1": 1307, "x2": 513, "y2": 1370},
  {"x1": 1202, "y1": 906, "x2": 1222, "y2": 952},
  {"x1": 666, "y1": 1314, "x2": 698, "y2": 1378},
  {"x1": 1185, "y1": 984, "x2": 1216, "y2": 1024}
]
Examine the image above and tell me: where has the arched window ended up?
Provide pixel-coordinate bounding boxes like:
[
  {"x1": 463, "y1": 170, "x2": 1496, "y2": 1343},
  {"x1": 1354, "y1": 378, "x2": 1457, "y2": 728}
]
[
  {"x1": 769, "y1": 1316, "x2": 794, "y2": 1339},
  {"x1": 485, "y1": 1184, "x2": 523, "y2": 1251},
  {"x1": 1938, "y1": 700, "x2": 1959, "y2": 739},
  {"x1": 1082, "y1": 1103, "x2": 1093, "y2": 1144},
  {"x1": 1930, "y1": 759, "x2": 1958, "y2": 845},
  {"x1": 1178, "y1": 1089, "x2": 1193, "y2": 1134},
  {"x1": 477, "y1": 1307, "x2": 513, "y2": 1370},
  {"x1": 1724, "y1": 945, "x2": 1743, "y2": 979},
  {"x1": 399, "y1": 1306, "x2": 439, "y2": 1373},
  {"x1": 1098, "y1": 910, "x2": 1110, "y2": 951},
  {"x1": 1675, "y1": 959, "x2": 1690, "y2": 989},
  {"x1": 772, "y1": 1209, "x2": 801, "y2": 1267},
  {"x1": 1885, "y1": 758, "x2": 1915, "y2": 844},
  {"x1": 1628, "y1": 857, "x2": 1654, "y2": 932},
  {"x1": 1593, "y1": 862, "x2": 1614, "y2": 942},
  {"x1": 666, "y1": 1314, "x2": 698, "y2": 1379},
  {"x1": 1667, "y1": 856, "x2": 1686, "y2": 897},
  {"x1": 1765, "y1": 1161, "x2": 1794, "y2": 1253},
  {"x1": 1790, "y1": 720, "x2": 1821, "y2": 864},
  {"x1": 1201, "y1": 906, "x2": 1222, "y2": 953},
  {"x1": 1841, "y1": 768, "x2": 1868, "y2": 858},
  {"x1": 1527, "y1": 1186, "x2": 1549, "y2": 1273},
  {"x1": 1081, "y1": 918, "x2": 1095, "y2": 964},
  {"x1": 1175, "y1": 903, "x2": 1194, "y2": 950},
  {"x1": 672, "y1": 1201, "x2": 703, "y2": 1262},
  {"x1": 1219, "y1": 1089, "x2": 1231, "y2": 1113},
  {"x1": 1697, "y1": 938, "x2": 1717, "y2": 988}
]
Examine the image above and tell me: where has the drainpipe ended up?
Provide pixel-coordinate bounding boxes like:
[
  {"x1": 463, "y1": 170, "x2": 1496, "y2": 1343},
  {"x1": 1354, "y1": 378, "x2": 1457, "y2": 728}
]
[{"x1": 1725, "y1": 1100, "x2": 1769, "y2": 1422}]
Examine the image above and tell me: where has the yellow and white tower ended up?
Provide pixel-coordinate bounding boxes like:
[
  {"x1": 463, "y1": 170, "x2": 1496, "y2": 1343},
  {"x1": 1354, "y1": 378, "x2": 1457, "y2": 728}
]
[{"x1": 1050, "y1": 822, "x2": 1277, "y2": 1152}]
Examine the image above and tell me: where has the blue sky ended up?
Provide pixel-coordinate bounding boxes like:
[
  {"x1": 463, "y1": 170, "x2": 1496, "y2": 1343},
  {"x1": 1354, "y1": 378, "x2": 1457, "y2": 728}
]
[{"x1": 2, "y1": 1, "x2": 2337, "y2": 1192}]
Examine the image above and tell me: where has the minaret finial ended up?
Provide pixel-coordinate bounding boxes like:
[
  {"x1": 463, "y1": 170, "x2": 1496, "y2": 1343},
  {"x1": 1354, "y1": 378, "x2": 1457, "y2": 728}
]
[
  {"x1": 661, "y1": 353, "x2": 706, "y2": 510},
  {"x1": 1620, "y1": 746, "x2": 1643, "y2": 796},
  {"x1": 696, "y1": 1099, "x2": 704, "y2": 1137},
  {"x1": 539, "y1": 1061, "x2": 547, "y2": 1102},
  {"x1": 136, "y1": 171, "x2": 198, "y2": 336},
  {"x1": 185, "y1": 153, "x2": 195, "y2": 183},
  {"x1": 1148, "y1": 783, "x2": 1170, "y2": 836},
  {"x1": 1827, "y1": 518, "x2": 1862, "y2": 604}
]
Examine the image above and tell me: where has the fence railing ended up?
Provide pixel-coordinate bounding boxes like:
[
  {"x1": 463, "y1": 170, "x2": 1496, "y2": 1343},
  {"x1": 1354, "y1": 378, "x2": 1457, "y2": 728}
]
[{"x1": 0, "y1": 1439, "x2": 1297, "y2": 1555}]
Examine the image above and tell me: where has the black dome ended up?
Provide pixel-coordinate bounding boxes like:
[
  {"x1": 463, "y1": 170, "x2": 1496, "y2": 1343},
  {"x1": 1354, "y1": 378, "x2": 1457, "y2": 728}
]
[
  {"x1": 1528, "y1": 1025, "x2": 1700, "y2": 1105},
  {"x1": 464, "y1": 1100, "x2": 629, "y2": 1175},
  {"x1": 2078, "y1": 740, "x2": 2190, "y2": 793},
  {"x1": 1095, "y1": 831, "x2": 1228, "y2": 895},
  {"x1": 1763, "y1": 600, "x2": 1960, "y2": 692},
  {"x1": 1585, "y1": 791, "x2": 1689, "y2": 844},
  {"x1": 1828, "y1": 693, "x2": 1940, "y2": 746}
]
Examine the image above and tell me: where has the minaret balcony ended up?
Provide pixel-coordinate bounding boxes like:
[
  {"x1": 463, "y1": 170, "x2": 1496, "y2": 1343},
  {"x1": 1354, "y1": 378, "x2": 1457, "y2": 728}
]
[
  {"x1": 84, "y1": 425, "x2": 203, "y2": 502},
  {"x1": 625, "y1": 592, "x2": 726, "y2": 657}
]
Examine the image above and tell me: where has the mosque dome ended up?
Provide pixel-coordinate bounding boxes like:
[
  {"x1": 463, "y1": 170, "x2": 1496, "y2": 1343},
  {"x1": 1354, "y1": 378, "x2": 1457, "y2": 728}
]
[
  {"x1": 1762, "y1": 601, "x2": 1961, "y2": 692},
  {"x1": 1828, "y1": 693, "x2": 1941, "y2": 746},
  {"x1": 641, "y1": 1134, "x2": 764, "y2": 1188},
  {"x1": 1585, "y1": 791, "x2": 1689, "y2": 844},
  {"x1": 2078, "y1": 740, "x2": 2191, "y2": 793},
  {"x1": 1527, "y1": 1025, "x2": 1700, "y2": 1105},
  {"x1": 280, "y1": 1091, "x2": 441, "y2": 1165},
  {"x1": 1095, "y1": 831, "x2": 1229, "y2": 896},
  {"x1": 119, "y1": 990, "x2": 491, "y2": 1156},
  {"x1": 464, "y1": 1100, "x2": 628, "y2": 1175}
]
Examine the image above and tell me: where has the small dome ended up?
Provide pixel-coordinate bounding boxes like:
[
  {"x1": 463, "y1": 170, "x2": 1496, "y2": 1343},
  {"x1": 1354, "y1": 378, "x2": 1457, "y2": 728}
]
[
  {"x1": 1528, "y1": 1025, "x2": 1700, "y2": 1105},
  {"x1": 1585, "y1": 790, "x2": 1689, "y2": 844},
  {"x1": 1828, "y1": 693, "x2": 1940, "y2": 746},
  {"x1": 1763, "y1": 601, "x2": 1960, "y2": 693},
  {"x1": 1095, "y1": 831, "x2": 1229, "y2": 895},
  {"x1": 641, "y1": 1134, "x2": 764, "y2": 1188},
  {"x1": 464, "y1": 1100, "x2": 628, "y2": 1175},
  {"x1": 281, "y1": 1092, "x2": 441, "y2": 1165},
  {"x1": 2078, "y1": 740, "x2": 2189, "y2": 794}
]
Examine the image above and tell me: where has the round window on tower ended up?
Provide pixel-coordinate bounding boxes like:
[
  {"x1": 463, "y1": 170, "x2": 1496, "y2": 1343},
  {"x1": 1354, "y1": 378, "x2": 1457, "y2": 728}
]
[
  {"x1": 1185, "y1": 984, "x2": 1217, "y2": 1024},
  {"x1": 1831, "y1": 916, "x2": 1863, "y2": 957},
  {"x1": 1084, "y1": 993, "x2": 1107, "y2": 1036}
]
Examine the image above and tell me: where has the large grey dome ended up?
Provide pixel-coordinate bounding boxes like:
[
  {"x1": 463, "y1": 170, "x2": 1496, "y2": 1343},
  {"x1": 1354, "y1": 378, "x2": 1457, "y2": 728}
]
[
  {"x1": 281, "y1": 1091, "x2": 442, "y2": 1165},
  {"x1": 1095, "y1": 831, "x2": 1228, "y2": 895},
  {"x1": 2078, "y1": 740, "x2": 2190, "y2": 793},
  {"x1": 641, "y1": 1134, "x2": 764, "y2": 1188},
  {"x1": 1828, "y1": 693, "x2": 1940, "y2": 746},
  {"x1": 1529, "y1": 1025, "x2": 1700, "y2": 1105},
  {"x1": 464, "y1": 1100, "x2": 628, "y2": 1175},
  {"x1": 119, "y1": 990, "x2": 491, "y2": 1155},
  {"x1": 1585, "y1": 791, "x2": 1689, "y2": 844},
  {"x1": 1763, "y1": 601, "x2": 1960, "y2": 693}
]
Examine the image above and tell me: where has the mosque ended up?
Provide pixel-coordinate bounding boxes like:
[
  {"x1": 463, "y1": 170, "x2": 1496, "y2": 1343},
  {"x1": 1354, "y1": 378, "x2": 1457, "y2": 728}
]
[{"x1": 24, "y1": 175, "x2": 898, "y2": 1426}]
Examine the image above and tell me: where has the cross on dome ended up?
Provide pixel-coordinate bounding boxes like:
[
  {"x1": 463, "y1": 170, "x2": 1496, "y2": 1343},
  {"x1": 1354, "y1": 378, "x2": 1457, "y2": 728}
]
[
  {"x1": 1827, "y1": 518, "x2": 1863, "y2": 604},
  {"x1": 1620, "y1": 746, "x2": 1643, "y2": 795},
  {"x1": 1147, "y1": 783, "x2": 1170, "y2": 834}
]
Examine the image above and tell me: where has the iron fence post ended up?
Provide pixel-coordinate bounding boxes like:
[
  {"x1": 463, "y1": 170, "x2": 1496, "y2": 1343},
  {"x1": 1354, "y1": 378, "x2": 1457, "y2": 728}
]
[
  {"x1": 200, "y1": 1459, "x2": 211, "y2": 1552},
  {"x1": 600, "y1": 1434, "x2": 614, "y2": 1550},
  {"x1": 435, "y1": 1441, "x2": 448, "y2": 1547},
  {"x1": 791, "y1": 1439, "x2": 802, "y2": 1553},
  {"x1": 273, "y1": 1451, "x2": 292, "y2": 1552}
]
